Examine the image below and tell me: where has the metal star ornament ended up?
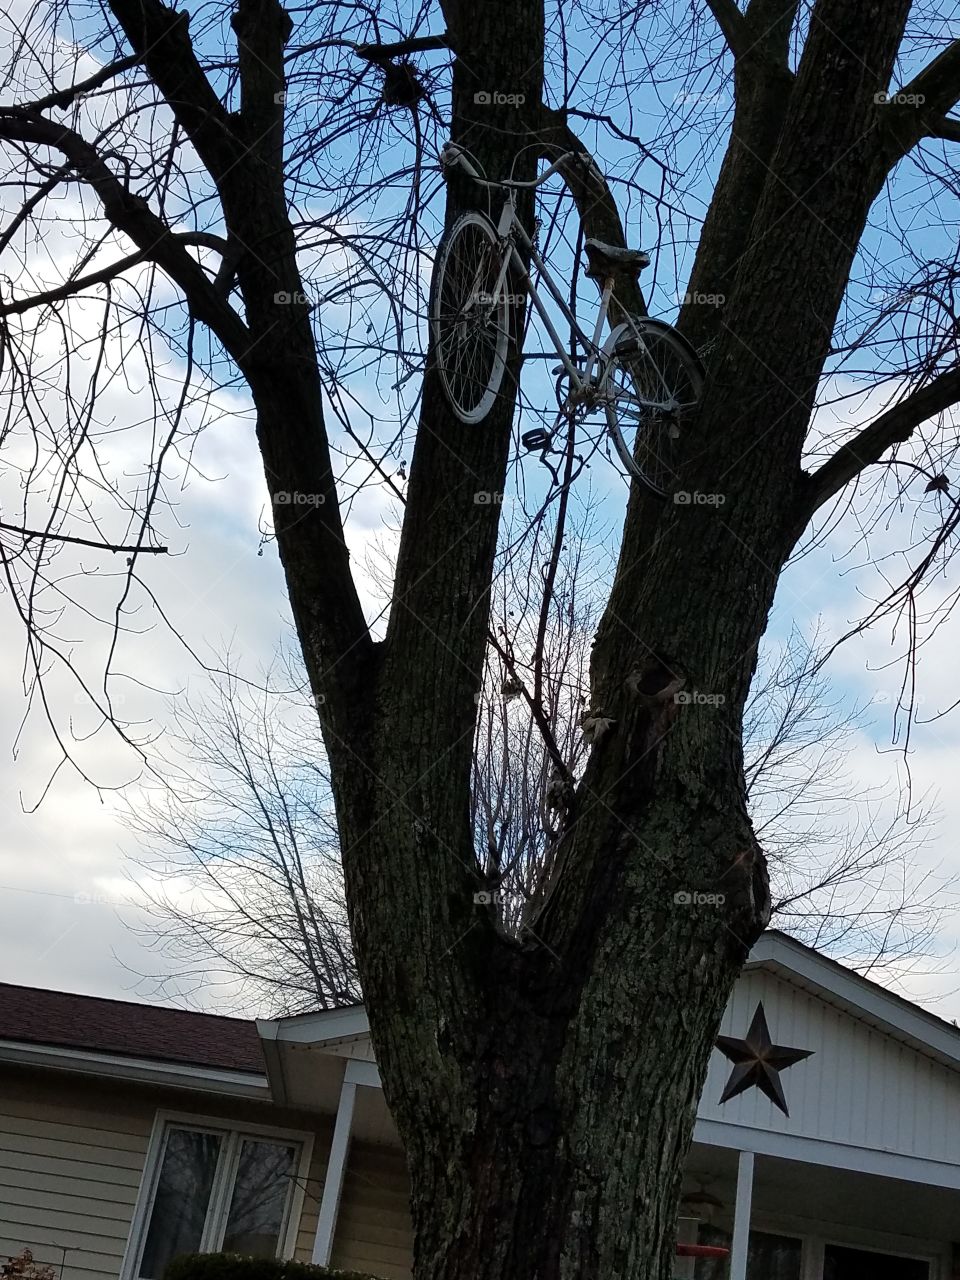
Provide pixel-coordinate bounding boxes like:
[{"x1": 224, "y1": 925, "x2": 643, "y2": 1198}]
[{"x1": 715, "y1": 1001, "x2": 813, "y2": 1117}]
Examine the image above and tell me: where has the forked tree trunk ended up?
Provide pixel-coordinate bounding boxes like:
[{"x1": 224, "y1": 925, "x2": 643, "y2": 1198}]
[
  {"x1": 335, "y1": 490, "x2": 785, "y2": 1278},
  {"x1": 190, "y1": 0, "x2": 912, "y2": 1275}
]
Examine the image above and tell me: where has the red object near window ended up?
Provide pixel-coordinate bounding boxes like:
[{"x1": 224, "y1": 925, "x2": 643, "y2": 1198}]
[{"x1": 675, "y1": 1243, "x2": 730, "y2": 1258}]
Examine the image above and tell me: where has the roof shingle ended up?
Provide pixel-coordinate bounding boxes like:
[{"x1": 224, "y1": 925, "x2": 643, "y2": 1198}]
[{"x1": 0, "y1": 982, "x2": 265, "y2": 1074}]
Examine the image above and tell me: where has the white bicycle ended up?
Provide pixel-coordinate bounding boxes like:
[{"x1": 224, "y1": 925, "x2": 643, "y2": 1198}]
[{"x1": 430, "y1": 142, "x2": 705, "y2": 498}]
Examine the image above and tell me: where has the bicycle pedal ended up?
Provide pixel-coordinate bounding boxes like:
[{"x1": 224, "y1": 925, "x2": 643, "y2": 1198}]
[{"x1": 521, "y1": 429, "x2": 553, "y2": 451}]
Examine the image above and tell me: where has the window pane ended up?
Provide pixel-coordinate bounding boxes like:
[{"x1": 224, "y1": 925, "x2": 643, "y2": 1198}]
[
  {"x1": 139, "y1": 1129, "x2": 222, "y2": 1278},
  {"x1": 747, "y1": 1231, "x2": 801, "y2": 1280},
  {"x1": 823, "y1": 1244, "x2": 929, "y2": 1280},
  {"x1": 692, "y1": 1227, "x2": 801, "y2": 1280},
  {"x1": 220, "y1": 1139, "x2": 297, "y2": 1257}
]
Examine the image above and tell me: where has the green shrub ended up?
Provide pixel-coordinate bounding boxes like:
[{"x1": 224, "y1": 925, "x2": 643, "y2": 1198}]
[{"x1": 164, "y1": 1256, "x2": 383, "y2": 1280}]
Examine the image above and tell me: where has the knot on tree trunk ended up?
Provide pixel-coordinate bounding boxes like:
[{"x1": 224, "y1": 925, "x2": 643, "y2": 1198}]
[
  {"x1": 711, "y1": 842, "x2": 772, "y2": 944},
  {"x1": 625, "y1": 651, "x2": 687, "y2": 705}
]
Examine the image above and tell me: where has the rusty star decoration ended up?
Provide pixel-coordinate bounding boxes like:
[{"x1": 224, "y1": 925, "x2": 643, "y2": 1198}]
[{"x1": 715, "y1": 1001, "x2": 813, "y2": 1117}]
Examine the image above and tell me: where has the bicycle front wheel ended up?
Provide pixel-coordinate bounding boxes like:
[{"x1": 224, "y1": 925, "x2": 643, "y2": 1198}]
[
  {"x1": 602, "y1": 317, "x2": 705, "y2": 498},
  {"x1": 430, "y1": 212, "x2": 512, "y2": 425}
]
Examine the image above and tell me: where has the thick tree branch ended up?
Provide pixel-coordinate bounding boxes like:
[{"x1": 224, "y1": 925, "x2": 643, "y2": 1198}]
[
  {"x1": 0, "y1": 248, "x2": 148, "y2": 315},
  {"x1": 0, "y1": 232, "x2": 230, "y2": 316},
  {"x1": 901, "y1": 38, "x2": 960, "y2": 113},
  {"x1": 540, "y1": 109, "x2": 647, "y2": 322},
  {"x1": 355, "y1": 34, "x2": 450, "y2": 61},
  {"x1": 704, "y1": 0, "x2": 751, "y2": 60},
  {"x1": 930, "y1": 116, "x2": 960, "y2": 142},
  {"x1": 799, "y1": 367, "x2": 960, "y2": 518},
  {"x1": 105, "y1": 0, "x2": 244, "y2": 184},
  {"x1": 285, "y1": 32, "x2": 449, "y2": 62},
  {"x1": 0, "y1": 109, "x2": 251, "y2": 360},
  {"x1": 881, "y1": 39, "x2": 960, "y2": 159},
  {"x1": 677, "y1": 0, "x2": 798, "y2": 348}
]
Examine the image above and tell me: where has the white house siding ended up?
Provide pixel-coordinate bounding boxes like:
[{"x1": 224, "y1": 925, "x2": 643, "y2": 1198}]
[{"x1": 699, "y1": 968, "x2": 960, "y2": 1163}]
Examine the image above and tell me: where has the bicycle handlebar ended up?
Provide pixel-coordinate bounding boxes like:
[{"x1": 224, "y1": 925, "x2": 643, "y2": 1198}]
[{"x1": 440, "y1": 143, "x2": 585, "y2": 190}]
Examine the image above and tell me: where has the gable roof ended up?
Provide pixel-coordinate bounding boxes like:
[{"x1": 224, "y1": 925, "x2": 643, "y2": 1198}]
[
  {"x1": 256, "y1": 930, "x2": 960, "y2": 1075},
  {"x1": 747, "y1": 930, "x2": 960, "y2": 1072},
  {"x1": 0, "y1": 981, "x2": 265, "y2": 1074}
]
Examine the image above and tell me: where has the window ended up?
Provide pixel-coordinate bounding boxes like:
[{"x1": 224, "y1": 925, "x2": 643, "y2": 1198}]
[
  {"x1": 125, "y1": 1117, "x2": 310, "y2": 1280},
  {"x1": 692, "y1": 1227, "x2": 802, "y2": 1280},
  {"x1": 823, "y1": 1244, "x2": 929, "y2": 1280}
]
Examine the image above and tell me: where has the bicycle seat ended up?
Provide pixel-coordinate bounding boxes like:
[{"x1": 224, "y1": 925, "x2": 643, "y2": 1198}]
[{"x1": 584, "y1": 238, "x2": 651, "y2": 279}]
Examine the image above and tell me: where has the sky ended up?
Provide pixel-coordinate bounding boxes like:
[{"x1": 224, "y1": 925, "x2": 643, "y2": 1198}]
[
  {"x1": 0, "y1": 378, "x2": 958, "y2": 1021},
  {"x1": 0, "y1": 0, "x2": 958, "y2": 1024}
]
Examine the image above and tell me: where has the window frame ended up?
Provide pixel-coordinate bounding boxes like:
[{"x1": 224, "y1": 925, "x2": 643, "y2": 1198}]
[
  {"x1": 819, "y1": 1236, "x2": 936, "y2": 1279},
  {"x1": 121, "y1": 1110, "x2": 314, "y2": 1280}
]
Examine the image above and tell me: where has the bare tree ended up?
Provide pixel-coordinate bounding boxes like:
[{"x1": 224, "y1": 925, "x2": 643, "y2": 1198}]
[
  {"x1": 124, "y1": 661, "x2": 359, "y2": 1014},
  {"x1": 2, "y1": 0, "x2": 960, "y2": 1275},
  {"x1": 130, "y1": 611, "x2": 943, "y2": 1015}
]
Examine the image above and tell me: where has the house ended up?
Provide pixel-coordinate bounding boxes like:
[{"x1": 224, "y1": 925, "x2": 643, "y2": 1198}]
[{"x1": 1, "y1": 930, "x2": 959, "y2": 1280}]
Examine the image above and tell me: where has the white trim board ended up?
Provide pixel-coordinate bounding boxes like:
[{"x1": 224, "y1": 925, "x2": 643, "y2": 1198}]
[
  {"x1": 694, "y1": 1118, "x2": 960, "y2": 1191},
  {"x1": 257, "y1": 1005, "x2": 369, "y2": 1046},
  {"x1": 0, "y1": 1038, "x2": 271, "y2": 1099},
  {"x1": 747, "y1": 933, "x2": 960, "y2": 1071},
  {"x1": 311, "y1": 1073, "x2": 357, "y2": 1265}
]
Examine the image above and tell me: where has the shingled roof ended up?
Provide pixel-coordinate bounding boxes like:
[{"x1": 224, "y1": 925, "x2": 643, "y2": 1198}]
[{"x1": 0, "y1": 982, "x2": 265, "y2": 1074}]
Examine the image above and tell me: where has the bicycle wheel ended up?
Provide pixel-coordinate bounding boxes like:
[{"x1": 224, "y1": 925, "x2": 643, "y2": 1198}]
[
  {"x1": 431, "y1": 211, "x2": 511, "y2": 424},
  {"x1": 602, "y1": 317, "x2": 705, "y2": 498}
]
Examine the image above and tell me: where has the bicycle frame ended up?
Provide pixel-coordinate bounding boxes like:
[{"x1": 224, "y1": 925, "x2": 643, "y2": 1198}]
[
  {"x1": 487, "y1": 188, "x2": 618, "y2": 397},
  {"x1": 441, "y1": 145, "x2": 627, "y2": 398}
]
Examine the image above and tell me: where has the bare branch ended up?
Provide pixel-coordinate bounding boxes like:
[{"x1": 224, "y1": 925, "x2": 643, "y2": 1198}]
[
  {"x1": 0, "y1": 521, "x2": 168, "y2": 554},
  {"x1": 24, "y1": 54, "x2": 141, "y2": 112},
  {"x1": 105, "y1": 0, "x2": 242, "y2": 183},
  {"x1": 882, "y1": 38, "x2": 960, "y2": 157},
  {"x1": 800, "y1": 367, "x2": 960, "y2": 518},
  {"x1": 0, "y1": 110, "x2": 251, "y2": 359},
  {"x1": 0, "y1": 248, "x2": 147, "y2": 315}
]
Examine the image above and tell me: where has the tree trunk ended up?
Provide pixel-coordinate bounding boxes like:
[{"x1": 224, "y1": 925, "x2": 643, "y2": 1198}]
[{"x1": 226, "y1": 1, "x2": 914, "y2": 1276}]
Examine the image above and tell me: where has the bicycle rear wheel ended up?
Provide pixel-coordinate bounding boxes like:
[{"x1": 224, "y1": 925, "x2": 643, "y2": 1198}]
[
  {"x1": 602, "y1": 317, "x2": 705, "y2": 498},
  {"x1": 431, "y1": 211, "x2": 511, "y2": 424}
]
